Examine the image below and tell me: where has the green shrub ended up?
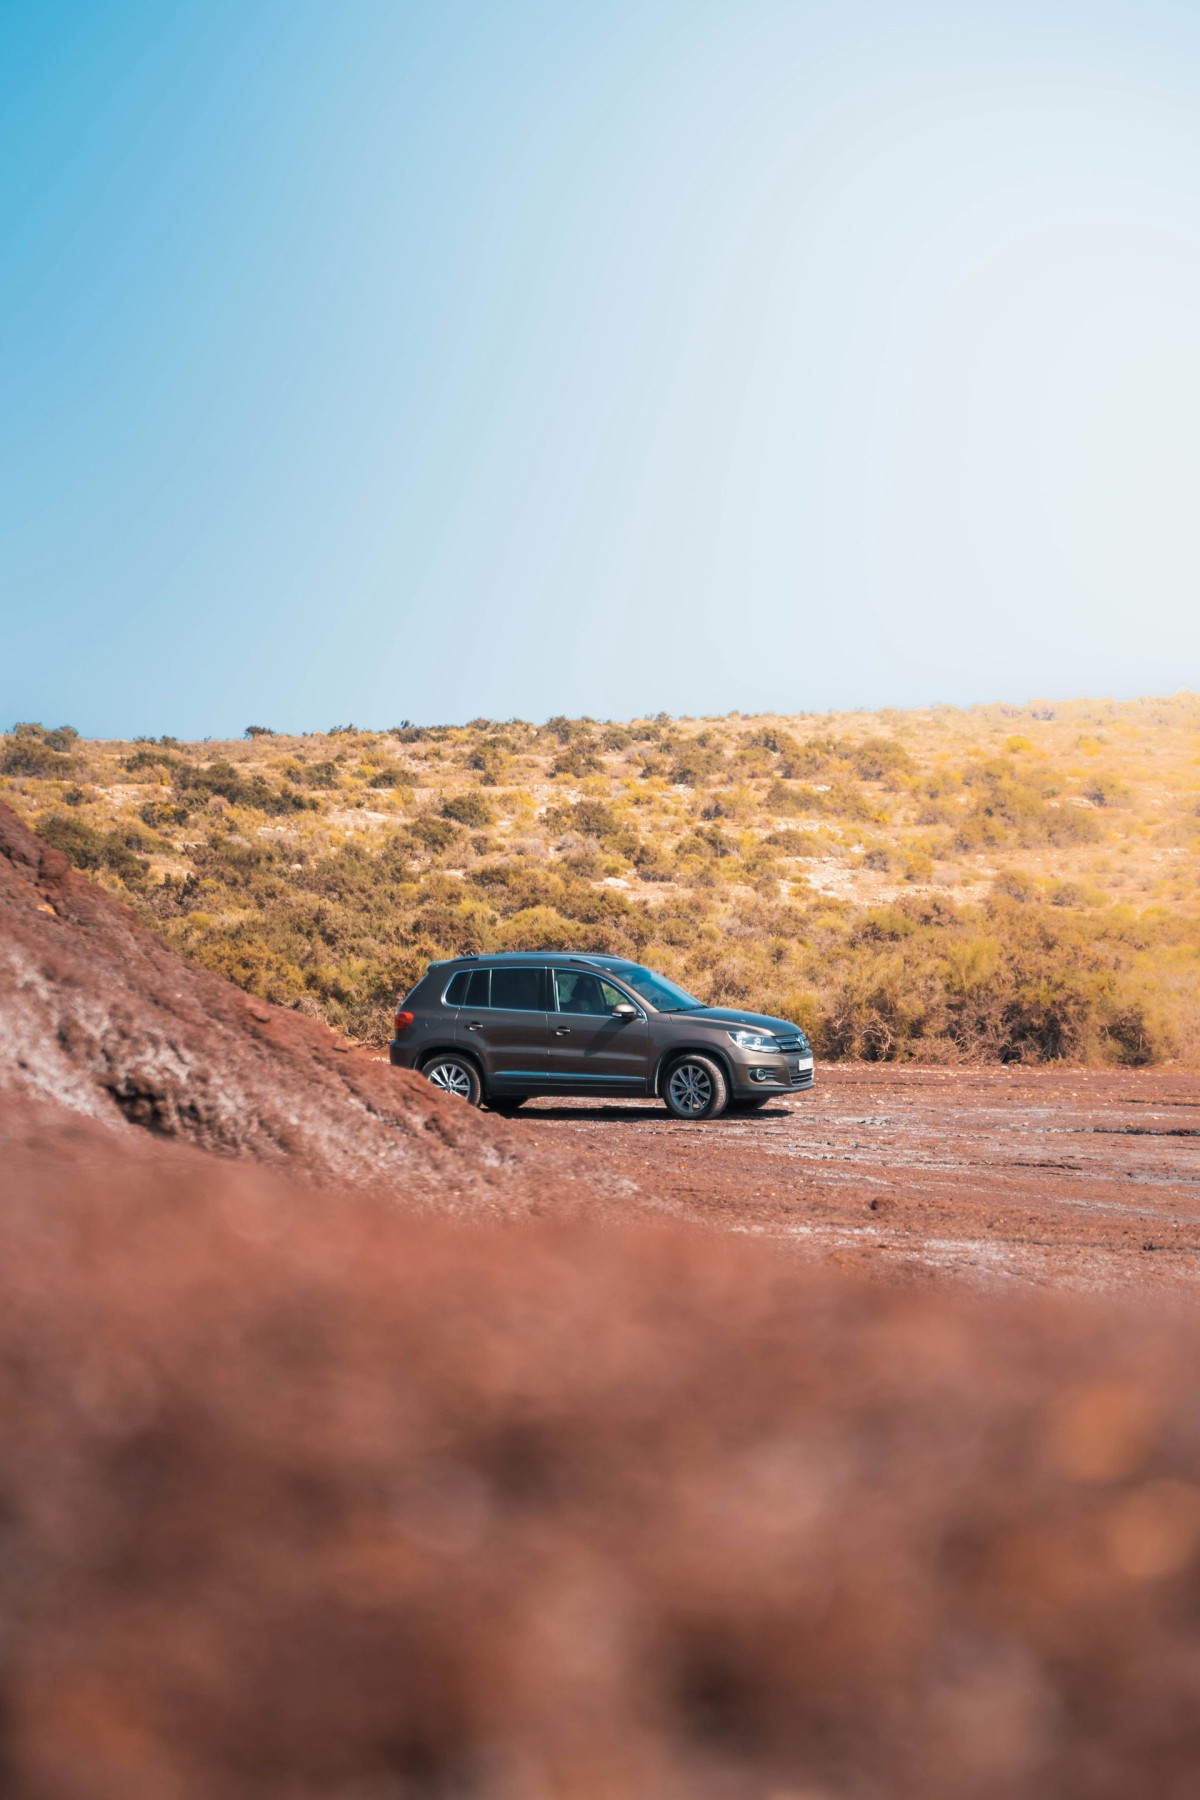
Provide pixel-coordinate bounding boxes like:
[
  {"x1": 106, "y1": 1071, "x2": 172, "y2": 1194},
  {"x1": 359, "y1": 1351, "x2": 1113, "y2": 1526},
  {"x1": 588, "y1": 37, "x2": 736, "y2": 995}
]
[
  {"x1": 1, "y1": 733, "x2": 78, "y2": 777},
  {"x1": 441, "y1": 791, "x2": 494, "y2": 827},
  {"x1": 122, "y1": 747, "x2": 181, "y2": 775},
  {"x1": 494, "y1": 906, "x2": 591, "y2": 950},
  {"x1": 552, "y1": 744, "x2": 603, "y2": 777},
  {"x1": 140, "y1": 800, "x2": 191, "y2": 829},
  {"x1": 668, "y1": 743, "x2": 729, "y2": 786},
  {"x1": 847, "y1": 737, "x2": 915, "y2": 784},
  {"x1": 292, "y1": 760, "x2": 340, "y2": 789},
  {"x1": 411, "y1": 816, "x2": 462, "y2": 853},
  {"x1": 172, "y1": 761, "x2": 315, "y2": 816},
  {"x1": 37, "y1": 812, "x2": 151, "y2": 889}
]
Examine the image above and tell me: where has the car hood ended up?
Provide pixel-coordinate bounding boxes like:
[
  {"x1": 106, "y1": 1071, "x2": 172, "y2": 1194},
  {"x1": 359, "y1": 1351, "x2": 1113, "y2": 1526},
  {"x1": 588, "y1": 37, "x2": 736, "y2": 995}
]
[{"x1": 671, "y1": 1005, "x2": 807, "y2": 1041}]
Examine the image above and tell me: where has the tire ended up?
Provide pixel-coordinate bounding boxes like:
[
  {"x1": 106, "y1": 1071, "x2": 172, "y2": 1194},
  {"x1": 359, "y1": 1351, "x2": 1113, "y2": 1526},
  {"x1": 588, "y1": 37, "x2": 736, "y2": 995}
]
[
  {"x1": 488, "y1": 1096, "x2": 526, "y2": 1115},
  {"x1": 421, "y1": 1052, "x2": 482, "y2": 1106},
  {"x1": 662, "y1": 1054, "x2": 729, "y2": 1121}
]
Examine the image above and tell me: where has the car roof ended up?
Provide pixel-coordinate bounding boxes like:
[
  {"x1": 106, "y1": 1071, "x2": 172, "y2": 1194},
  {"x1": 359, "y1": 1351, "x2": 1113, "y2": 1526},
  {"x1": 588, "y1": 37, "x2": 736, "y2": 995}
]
[{"x1": 430, "y1": 951, "x2": 632, "y2": 970}]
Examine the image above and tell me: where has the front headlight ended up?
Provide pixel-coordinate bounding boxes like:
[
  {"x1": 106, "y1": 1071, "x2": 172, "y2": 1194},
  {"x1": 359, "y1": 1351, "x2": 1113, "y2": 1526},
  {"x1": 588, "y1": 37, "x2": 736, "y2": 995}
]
[{"x1": 727, "y1": 1027, "x2": 780, "y2": 1054}]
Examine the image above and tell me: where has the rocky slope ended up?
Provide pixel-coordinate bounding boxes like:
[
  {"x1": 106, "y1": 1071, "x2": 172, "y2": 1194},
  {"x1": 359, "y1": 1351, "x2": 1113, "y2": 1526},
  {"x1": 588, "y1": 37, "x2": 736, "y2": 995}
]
[{"x1": 0, "y1": 799, "x2": 582, "y2": 1212}]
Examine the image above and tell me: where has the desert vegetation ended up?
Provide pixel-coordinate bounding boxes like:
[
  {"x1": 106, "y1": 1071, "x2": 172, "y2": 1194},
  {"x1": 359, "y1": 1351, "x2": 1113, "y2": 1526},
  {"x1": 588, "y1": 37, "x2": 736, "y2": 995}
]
[{"x1": 4, "y1": 695, "x2": 1198, "y2": 1064}]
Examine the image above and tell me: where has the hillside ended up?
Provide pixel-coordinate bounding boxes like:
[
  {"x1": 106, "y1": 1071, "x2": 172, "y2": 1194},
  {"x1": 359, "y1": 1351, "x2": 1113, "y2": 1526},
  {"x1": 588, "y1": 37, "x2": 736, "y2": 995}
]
[{"x1": 3, "y1": 694, "x2": 1199, "y2": 1063}]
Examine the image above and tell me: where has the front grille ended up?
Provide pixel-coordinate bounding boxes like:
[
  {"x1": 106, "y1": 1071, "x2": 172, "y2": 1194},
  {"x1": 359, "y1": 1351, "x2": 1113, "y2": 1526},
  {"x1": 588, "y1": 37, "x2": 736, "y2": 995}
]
[{"x1": 775, "y1": 1035, "x2": 806, "y2": 1053}]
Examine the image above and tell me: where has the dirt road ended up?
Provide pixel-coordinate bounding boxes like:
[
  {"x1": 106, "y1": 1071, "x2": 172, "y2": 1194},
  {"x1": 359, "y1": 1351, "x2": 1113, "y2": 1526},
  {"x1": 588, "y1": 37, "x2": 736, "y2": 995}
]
[{"x1": 517, "y1": 1065, "x2": 1200, "y2": 1291}]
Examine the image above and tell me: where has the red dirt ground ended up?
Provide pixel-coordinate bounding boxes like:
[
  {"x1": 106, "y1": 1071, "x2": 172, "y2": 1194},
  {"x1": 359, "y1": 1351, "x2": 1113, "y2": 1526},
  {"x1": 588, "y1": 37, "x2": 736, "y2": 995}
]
[{"x1": 512, "y1": 1065, "x2": 1200, "y2": 1291}]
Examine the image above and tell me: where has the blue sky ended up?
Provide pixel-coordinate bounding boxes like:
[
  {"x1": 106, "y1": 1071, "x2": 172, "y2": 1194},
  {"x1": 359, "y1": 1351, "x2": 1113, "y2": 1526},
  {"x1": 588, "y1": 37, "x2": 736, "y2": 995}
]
[{"x1": 4, "y1": 0, "x2": 1200, "y2": 736}]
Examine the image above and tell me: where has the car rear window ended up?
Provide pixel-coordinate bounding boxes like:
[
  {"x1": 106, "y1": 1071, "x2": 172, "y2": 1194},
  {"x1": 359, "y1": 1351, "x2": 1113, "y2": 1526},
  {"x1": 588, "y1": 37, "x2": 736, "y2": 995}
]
[{"x1": 490, "y1": 967, "x2": 545, "y2": 1011}]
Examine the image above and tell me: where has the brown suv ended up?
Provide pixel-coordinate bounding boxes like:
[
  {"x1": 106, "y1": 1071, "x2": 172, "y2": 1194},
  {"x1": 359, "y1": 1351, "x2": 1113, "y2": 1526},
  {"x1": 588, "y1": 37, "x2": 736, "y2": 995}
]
[{"x1": 389, "y1": 952, "x2": 814, "y2": 1119}]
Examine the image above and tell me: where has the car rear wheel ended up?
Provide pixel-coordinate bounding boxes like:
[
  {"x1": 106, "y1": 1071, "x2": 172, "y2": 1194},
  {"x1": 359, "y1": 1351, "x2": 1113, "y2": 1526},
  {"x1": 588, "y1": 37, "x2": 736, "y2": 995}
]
[
  {"x1": 422, "y1": 1053, "x2": 482, "y2": 1106},
  {"x1": 663, "y1": 1054, "x2": 728, "y2": 1120}
]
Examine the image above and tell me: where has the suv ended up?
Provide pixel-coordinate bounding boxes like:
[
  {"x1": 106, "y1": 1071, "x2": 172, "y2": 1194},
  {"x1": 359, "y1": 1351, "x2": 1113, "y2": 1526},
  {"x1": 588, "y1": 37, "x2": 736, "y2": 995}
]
[{"x1": 389, "y1": 952, "x2": 814, "y2": 1120}]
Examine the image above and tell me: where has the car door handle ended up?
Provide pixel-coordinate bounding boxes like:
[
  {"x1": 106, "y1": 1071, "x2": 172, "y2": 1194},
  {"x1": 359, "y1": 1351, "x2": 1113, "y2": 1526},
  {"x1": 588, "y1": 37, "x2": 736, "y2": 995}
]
[
  {"x1": 466, "y1": 1022, "x2": 484, "y2": 1031},
  {"x1": 554, "y1": 1028, "x2": 571, "y2": 1036}
]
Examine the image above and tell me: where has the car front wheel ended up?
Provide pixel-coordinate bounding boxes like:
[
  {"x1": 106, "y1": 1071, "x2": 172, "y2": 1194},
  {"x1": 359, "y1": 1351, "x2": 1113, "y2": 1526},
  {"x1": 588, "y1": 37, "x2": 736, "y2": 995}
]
[
  {"x1": 662, "y1": 1055, "x2": 729, "y2": 1120},
  {"x1": 422, "y1": 1053, "x2": 482, "y2": 1106}
]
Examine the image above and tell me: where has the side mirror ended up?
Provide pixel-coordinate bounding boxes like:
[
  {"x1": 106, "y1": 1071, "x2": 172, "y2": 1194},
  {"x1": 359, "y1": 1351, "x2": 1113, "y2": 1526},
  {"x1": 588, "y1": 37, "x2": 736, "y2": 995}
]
[{"x1": 613, "y1": 1002, "x2": 638, "y2": 1019}]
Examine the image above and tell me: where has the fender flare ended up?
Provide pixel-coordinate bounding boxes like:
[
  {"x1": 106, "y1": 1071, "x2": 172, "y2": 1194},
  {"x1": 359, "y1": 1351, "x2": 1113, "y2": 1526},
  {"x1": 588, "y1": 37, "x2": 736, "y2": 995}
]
[
  {"x1": 417, "y1": 1043, "x2": 484, "y2": 1083},
  {"x1": 653, "y1": 1043, "x2": 736, "y2": 1098}
]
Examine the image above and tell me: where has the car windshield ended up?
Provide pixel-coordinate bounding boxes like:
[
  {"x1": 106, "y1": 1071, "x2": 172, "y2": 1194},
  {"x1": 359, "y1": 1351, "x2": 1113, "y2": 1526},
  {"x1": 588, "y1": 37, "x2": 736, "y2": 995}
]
[{"x1": 606, "y1": 962, "x2": 700, "y2": 1013}]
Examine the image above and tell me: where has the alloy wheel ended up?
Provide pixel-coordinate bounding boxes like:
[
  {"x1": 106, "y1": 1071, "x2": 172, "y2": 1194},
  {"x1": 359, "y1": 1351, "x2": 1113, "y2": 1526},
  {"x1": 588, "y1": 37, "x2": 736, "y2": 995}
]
[
  {"x1": 667, "y1": 1061, "x2": 713, "y2": 1116},
  {"x1": 426, "y1": 1060, "x2": 474, "y2": 1100}
]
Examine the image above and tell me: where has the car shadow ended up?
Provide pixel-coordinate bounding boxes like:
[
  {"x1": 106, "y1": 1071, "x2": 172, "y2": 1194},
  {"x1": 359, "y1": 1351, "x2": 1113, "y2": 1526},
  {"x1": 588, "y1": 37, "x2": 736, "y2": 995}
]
[{"x1": 508, "y1": 1103, "x2": 795, "y2": 1123}]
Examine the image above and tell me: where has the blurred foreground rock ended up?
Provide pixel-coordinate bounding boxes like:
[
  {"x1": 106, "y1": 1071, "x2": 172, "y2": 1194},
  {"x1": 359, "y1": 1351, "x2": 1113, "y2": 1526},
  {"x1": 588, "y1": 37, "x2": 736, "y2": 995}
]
[{"x1": 3, "y1": 1103, "x2": 1200, "y2": 1800}]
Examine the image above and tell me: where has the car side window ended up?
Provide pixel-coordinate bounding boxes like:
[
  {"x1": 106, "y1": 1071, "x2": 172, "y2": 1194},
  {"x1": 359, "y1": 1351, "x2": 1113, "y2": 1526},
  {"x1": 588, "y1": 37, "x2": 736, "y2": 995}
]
[
  {"x1": 490, "y1": 966, "x2": 545, "y2": 1011},
  {"x1": 554, "y1": 970, "x2": 626, "y2": 1016},
  {"x1": 464, "y1": 968, "x2": 490, "y2": 1008},
  {"x1": 444, "y1": 969, "x2": 491, "y2": 1006}
]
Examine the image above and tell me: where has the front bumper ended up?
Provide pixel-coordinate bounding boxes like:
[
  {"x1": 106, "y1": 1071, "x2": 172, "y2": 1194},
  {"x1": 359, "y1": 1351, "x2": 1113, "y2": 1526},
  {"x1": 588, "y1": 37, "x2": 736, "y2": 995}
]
[{"x1": 728, "y1": 1053, "x2": 815, "y2": 1099}]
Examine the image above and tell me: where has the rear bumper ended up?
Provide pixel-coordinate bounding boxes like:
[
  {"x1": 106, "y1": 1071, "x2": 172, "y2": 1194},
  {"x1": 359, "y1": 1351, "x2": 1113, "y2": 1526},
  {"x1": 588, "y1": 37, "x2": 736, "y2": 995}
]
[{"x1": 389, "y1": 1040, "x2": 417, "y2": 1069}]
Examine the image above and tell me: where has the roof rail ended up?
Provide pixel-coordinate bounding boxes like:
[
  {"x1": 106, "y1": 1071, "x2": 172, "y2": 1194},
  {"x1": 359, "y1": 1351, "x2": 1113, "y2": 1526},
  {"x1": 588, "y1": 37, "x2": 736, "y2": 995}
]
[{"x1": 438, "y1": 950, "x2": 614, "y2": 964}]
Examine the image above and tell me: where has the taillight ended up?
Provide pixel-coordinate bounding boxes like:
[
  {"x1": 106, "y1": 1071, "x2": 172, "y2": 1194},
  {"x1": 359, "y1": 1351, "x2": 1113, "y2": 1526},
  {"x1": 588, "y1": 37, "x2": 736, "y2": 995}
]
[{"x1": 393, "y1": 1009, "x2": 415, "y2": 1033}]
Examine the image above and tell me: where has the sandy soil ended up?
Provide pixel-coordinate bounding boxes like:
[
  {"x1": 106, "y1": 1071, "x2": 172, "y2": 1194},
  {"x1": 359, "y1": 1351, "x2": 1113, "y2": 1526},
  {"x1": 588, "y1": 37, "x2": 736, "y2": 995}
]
[{"x1": 514, "y1": 1064, "x2": 1200, "y2": 1292}]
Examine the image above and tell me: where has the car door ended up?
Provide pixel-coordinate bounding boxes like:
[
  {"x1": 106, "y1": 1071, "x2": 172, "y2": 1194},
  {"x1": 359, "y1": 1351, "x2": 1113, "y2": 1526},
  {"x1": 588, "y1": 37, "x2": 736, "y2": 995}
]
[
  {"x1": 549, "y1": 969, "x2": 651, "y2": 1092},
  {"x1": 456, "y1": 965, "x2": 551, "y2": 1091}
]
